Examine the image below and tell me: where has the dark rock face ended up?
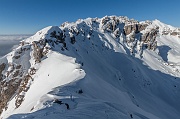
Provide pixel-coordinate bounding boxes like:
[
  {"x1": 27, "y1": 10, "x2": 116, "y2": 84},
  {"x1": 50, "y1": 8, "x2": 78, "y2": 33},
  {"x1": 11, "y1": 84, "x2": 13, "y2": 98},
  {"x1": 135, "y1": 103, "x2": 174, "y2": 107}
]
[
  {"x1": 48, "y1": 30, "x2": 67, "y2": 49},
  {"x1": 170, "y1": 32, "x2": 178, "y2": 36},
  {"x1": 0, "y1": 63, "x2": 25, "y2": 113},
  {"x1": 0, "y1": 63, "x2": 6, "y2": 76},
  {"x1": 162, "y1": 30, "x2": 180, "y2": 37},
  {"x1": 32, "y1": 40, "x2": 46, "y2": 63},
  {"x1": 0, "y1": 78, "x2": 22, "y2": 114},
  {"x1": 124, "y1": 25, "x2": 133, "y2": 35},
  {"x1": 142, "y1": 28, "x2": 159, "y2": 50},
  {"x1": 0, "y1": 44, "x2": 32, "y2": 114},
  {"x1": 137, "y1": 24, "x2": 149, "y2": 32},
  {"x1": 101, "y1": 16, "x2": 122, "y2": 32},
  {"x1": 124, "y1": 24, "x2": 148, "y2": 35},
  {"x1": 15, "y1": 74, "x2": 33, "y2": 108},
  {"x1": 100, "y1": 16, "x2": 159, "y2": 55},
  {"x1": 124, "y1": 26, "x2": 159, "y2": 55},
  {"x1": 50, "y1": 31, "x2": 65, "y2": 43},
  {"x1": 70, "y1": 36, "x2": 76, "y2": 44}
]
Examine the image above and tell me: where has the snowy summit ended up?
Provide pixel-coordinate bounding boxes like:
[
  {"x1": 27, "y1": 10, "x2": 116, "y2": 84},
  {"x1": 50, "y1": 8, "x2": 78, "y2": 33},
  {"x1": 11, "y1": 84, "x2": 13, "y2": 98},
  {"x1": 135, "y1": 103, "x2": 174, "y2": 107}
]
[{"x1": 0, "y1": 16, "x2": 180, "y2": 119}]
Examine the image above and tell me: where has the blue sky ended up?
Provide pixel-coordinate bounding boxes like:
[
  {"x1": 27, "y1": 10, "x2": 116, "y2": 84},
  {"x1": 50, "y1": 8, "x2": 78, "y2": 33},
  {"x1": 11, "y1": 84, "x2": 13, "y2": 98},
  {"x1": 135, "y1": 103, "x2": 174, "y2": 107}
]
[{"x1": 0, "y1": 0, "x2": 180, "y2": 34}]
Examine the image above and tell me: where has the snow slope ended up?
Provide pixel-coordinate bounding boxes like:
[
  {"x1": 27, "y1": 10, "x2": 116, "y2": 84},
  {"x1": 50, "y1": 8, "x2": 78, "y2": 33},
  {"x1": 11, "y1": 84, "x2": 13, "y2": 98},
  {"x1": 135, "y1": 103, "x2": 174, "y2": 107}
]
[{"x1": 0, "y1": 16, "x2": 180, "y2": 119}]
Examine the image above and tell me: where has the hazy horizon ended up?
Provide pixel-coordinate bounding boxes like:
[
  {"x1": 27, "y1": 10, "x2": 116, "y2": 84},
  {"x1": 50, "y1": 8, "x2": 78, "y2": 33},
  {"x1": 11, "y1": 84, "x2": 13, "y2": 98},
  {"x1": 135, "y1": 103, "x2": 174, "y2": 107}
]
[{"x1": 0, "y1": 34, "x2": 31, "y2": 57}]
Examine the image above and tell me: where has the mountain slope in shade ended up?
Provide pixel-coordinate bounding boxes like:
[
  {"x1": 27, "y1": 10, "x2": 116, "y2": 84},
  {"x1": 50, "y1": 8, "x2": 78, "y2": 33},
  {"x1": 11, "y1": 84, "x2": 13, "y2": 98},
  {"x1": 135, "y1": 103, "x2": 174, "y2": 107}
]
[{"x1": 0, "y1": 16, "x2": 180, "y2": 119}]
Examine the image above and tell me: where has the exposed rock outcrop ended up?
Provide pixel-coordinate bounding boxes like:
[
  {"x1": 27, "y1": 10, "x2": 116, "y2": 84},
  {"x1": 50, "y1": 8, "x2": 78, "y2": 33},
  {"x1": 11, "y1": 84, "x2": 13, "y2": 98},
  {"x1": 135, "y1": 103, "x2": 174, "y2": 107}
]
[
  {"x1": 15, "y1": 74, "x2": 33, "y2": 108},
  {"x1": 0, "y1": 78, "x2": 22, "y2": 114},
  {"x1": 170, "y1": 32, "x2": 178, "y2": 36},
  {"x1": 142, "y1": 28, "x2": 159, "y2": 50},
  {"x1": 124, "y1": 24, "x2": 148, "y2": 35},
  {"x1": 32, "y1": 40, "x2": 46, "y2": 63},
  {"x1": 0, "y1": 63, "x2": 6, "y2": 81},
  {"x1": 0, "y1": 45, "x2": 31, "y2": 114},
  {"x1": 101, "y1": 16, "x2": 122, "y2": 32},
  {"x1": 162, "y1": 30, "x2": 169, "y2": 35}
]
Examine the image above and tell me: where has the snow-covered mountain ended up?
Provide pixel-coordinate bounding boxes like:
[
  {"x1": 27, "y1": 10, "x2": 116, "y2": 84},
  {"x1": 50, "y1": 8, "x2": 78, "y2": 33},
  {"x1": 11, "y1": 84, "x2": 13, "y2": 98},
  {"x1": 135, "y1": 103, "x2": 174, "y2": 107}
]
[{"x1": 0, "y1": 16, "x2": 180, "y2": 119}]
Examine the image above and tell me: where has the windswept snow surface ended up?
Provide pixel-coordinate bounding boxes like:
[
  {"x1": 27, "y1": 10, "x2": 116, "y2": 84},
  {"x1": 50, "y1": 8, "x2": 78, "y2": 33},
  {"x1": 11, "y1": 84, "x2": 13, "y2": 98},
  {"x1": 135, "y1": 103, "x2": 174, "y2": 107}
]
[
  {"x1": 1, "y1": 17, "x2": 180, "y2": 119},
  {"x1": 2, "y1": 51, "x2": 85, "y2": 118}
]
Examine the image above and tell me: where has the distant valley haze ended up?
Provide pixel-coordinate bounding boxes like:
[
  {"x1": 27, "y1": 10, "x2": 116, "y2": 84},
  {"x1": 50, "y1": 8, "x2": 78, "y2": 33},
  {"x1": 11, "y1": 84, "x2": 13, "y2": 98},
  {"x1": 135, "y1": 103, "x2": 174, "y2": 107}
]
[{"x1": 0, "y1": 35, "x2": 31, "y2": 57}]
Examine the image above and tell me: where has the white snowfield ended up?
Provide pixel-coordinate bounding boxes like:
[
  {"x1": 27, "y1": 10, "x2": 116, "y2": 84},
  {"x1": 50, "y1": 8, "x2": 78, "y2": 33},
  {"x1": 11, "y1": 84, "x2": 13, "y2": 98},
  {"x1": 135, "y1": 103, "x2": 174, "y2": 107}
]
[{"x1": 1, "y1": 16, "x2": 180, "y2": 119}]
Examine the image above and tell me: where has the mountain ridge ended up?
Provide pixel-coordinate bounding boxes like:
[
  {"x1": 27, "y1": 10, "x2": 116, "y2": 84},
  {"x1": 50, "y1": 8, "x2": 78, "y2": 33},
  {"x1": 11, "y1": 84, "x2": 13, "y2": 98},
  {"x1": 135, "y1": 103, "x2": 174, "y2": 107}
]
[{"x1": 0, "y1": 16, "x2": 180, "y2": 119}]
